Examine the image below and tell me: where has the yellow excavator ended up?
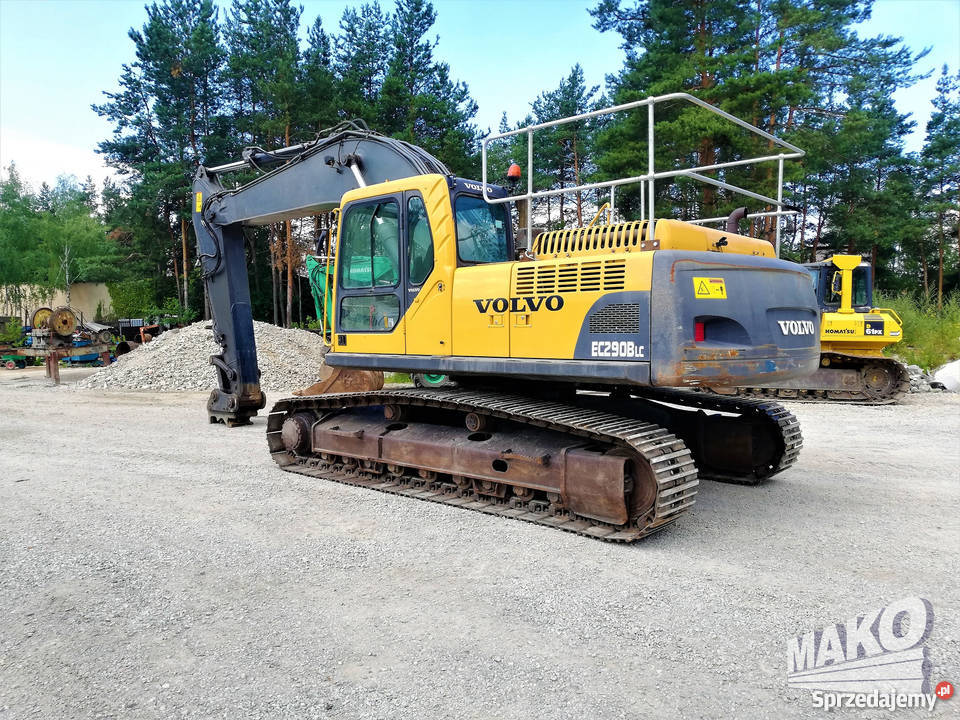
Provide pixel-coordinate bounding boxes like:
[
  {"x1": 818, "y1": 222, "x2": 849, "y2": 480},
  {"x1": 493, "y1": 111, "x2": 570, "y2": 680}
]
[
  {"x1": 712, "y1": 254, "x2": 908, "y2": 403},
  {"x1": 192, "y1": 97, "x2": 820, "y2": 542}
]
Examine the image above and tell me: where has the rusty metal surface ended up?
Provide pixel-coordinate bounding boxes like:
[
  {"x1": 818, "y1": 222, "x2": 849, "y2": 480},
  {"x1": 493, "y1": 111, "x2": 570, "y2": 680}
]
[
  {"x1": 17, "y1": 343, "x2": 111, "y2": 359},
  {"x1": 291, "y1": 366, "x2": 384, "y2": 397},
  {"x1": 266, "y1": 389, "x2": 700, "y2": 542}
]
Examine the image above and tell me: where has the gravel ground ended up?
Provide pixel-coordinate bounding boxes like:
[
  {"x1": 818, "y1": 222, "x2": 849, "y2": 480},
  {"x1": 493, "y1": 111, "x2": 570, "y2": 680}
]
[{"x1": 1, "y1": 372, "x2": 958, "y2": 719}]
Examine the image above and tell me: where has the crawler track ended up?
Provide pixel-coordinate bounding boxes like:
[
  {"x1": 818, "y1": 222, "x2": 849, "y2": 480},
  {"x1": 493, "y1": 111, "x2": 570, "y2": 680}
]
[
  {"x1": 711, "y1": 355, "x2": 910, "y2": 404},
  {"x1": 633, "y1": 387, "x2": 803, "y2": 484},
  {"x1": 267, "y1": 389, "x2": 699, "y2": 542}
]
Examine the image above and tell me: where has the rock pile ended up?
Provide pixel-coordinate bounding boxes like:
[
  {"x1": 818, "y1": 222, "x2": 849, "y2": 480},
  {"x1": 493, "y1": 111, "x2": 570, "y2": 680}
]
[
  {"x1": 78, "y1": 321, "x2": 328, "y2": 392},
  {"x1": 906, "y1": 363, "x2": 951, "y2": 393}
]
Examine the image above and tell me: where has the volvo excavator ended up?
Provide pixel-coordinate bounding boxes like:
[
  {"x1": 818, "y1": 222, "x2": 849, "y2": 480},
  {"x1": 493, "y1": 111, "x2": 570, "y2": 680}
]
[{"x1": 192, "y1": 96, "x2": 821, "y2": 542}]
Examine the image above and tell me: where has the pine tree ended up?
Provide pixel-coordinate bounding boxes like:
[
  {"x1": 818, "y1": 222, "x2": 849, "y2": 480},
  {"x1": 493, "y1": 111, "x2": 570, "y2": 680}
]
[
  {"x1": 921, "y1": 67, "x2": 960, "y2": 307},
  {"x1": 334, "y1": 2, "x2": 392, "y2": 123},
  {"x1": 94, "y1": 0, "x2": 225, "y2": 313},
  {"x1": 531, "y1": 65, "x2": 602, "y2": 227},
  {"x1": 376, "y1": 0, "x2": 480, "y2": 176}
]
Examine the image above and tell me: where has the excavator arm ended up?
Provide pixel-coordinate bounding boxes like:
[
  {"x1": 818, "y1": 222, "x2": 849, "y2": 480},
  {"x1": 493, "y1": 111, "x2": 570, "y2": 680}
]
[{"x1": 192, "y1": 122, "x2": 450, "y2": 425}]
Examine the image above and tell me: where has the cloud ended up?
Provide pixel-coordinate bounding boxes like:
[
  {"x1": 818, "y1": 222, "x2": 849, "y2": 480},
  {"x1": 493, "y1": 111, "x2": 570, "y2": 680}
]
[{"x1": 0, "y1": 127, "x2": 117, "y2": 190}]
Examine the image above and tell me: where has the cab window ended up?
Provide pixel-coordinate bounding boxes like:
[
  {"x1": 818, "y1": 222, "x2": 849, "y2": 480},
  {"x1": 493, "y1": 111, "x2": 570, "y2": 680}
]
[
  {"x1": 851, "y1": 266, "x2": 869, "y2": 306},
  {"x1": 340, "y1": 201, "x2": 400, "y2": 289},
  {"x1": 806, "y1": 267, "x2": 820, "y2": 298},
  {"x1": 407, "y1": 195, "x2": 434, "y2": 285},
  {"x1": 455, "y1": 195, "x2": 508, "y2": 264}
]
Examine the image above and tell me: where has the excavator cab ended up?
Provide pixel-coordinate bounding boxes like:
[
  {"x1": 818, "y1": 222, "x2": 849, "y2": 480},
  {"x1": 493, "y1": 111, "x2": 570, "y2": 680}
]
[{"x1": 811, "y1": 257, "x2": 873, "y2": 312}]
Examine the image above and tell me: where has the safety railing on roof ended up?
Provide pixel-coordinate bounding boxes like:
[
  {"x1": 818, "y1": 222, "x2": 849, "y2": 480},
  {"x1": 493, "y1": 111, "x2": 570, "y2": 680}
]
[{"x1": 480, "y1": 92, "x2": 804, "y2": 257}]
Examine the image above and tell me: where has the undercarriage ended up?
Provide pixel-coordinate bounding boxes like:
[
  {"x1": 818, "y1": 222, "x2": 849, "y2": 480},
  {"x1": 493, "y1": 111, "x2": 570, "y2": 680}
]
[
  {"x1": 712, "y1": 353, "x2": 910, "y2": 404},
  {"x1": 267, "y1": 387, "x2": 801, "y2": 542}
]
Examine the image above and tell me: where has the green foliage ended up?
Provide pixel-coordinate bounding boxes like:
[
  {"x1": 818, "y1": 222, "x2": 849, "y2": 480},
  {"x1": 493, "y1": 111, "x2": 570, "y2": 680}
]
[
  {"x1": 384, "y1": 372, "x2": 412, "y2": 385},
  {"x1": 0, "y1": 167, "x2": 122, "y2": 298},
  {"x1": 0, "y1": 318, "x2": 22, "y2": 344},
  {"x1": 107, "y1": 279, "x2": 156, "y2": 319},
  {"x1": 156, "y1": 296, "x2": 198, "y2": 326},
  {"x1": 3, "y1": 0, "x2": 953, "y2": 335},
  {"x1": 878, "y1": 292, "x2": 960, "y2": 370},
  {"x1": 590, "y1": 0, "x2": 950, "y2": 299}
]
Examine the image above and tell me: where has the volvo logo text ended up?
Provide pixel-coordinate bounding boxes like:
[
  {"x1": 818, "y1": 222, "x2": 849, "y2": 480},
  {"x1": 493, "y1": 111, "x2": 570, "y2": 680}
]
[
  {"x1": 778, "y1": 320, "x2": 816, "y2": 335},
  {"x1": 473, "y1": 295, "x2": 565, "y2": 313}
]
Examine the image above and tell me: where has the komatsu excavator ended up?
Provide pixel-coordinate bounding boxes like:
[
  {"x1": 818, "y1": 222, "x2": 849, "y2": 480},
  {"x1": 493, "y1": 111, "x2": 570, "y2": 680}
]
[
  {"x1": 193, "y1": 96, "x2": 820, "y2": 542},
  {"x1": 712, "y1": 255, "x2": 909, "y2": 403}
]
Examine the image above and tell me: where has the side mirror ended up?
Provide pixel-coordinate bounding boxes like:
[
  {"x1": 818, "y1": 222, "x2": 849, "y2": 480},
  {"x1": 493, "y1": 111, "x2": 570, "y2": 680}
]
[
  {"x1": 831, "y1": 271, "x2": 842, "y2": 298},
  {"x1": 315, "y1": 228, "x2": 329, "y2": 256}
]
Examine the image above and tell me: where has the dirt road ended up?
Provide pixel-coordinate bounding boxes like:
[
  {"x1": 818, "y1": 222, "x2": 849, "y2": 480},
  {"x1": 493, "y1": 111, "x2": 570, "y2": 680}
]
[{"x1": 1, "y1": 371, "x2": 957, "y2": 718}]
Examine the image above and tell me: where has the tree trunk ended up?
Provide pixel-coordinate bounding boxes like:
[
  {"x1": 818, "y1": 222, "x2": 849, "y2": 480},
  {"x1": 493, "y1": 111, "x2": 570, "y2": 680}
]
[
  {"x1": 812, "y1": 211, "x2": 824, "y2": 262},
  {"x1": 181, "y1": 216, "x2": 189, "y2": 313},
  {"x1": 798, "y1": 192, "x2": 808, "y2": 262},
  {"x1": 270, "y1": 226, "x2": 279, "y2": 326},
  {"x1": 573, "y1": 137, "x2": 583, "y2": 227},
  {"x1": 937, "y1": 211, "x2": 945, "y2": 310},
  {"x1": 172, "y1": 253, "x2": 180, "y2": 308},
  {"x1": 285, "y1": 220, "x2": 294, "y2": 327},
  {"x1": 919, "y1": 234, "x2": 929, "y2": 298},
  {"x1": 284, "y1": 123, "x2": 294, "y2": 328}
]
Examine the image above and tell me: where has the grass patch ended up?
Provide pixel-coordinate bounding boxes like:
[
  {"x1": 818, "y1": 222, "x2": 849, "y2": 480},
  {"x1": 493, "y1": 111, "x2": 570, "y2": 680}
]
[
  {"x1": 876, "y1": 292, "x2": 960, "y2": 371},
  {"x1": 384, "y1": 372, "x2": 412, "y2": 385}
]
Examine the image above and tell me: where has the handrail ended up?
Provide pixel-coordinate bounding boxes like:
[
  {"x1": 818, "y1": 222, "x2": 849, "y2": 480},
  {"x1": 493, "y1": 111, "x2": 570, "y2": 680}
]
[{"x1": 481, "y1": 92, "x2": 805, "y2": 256}]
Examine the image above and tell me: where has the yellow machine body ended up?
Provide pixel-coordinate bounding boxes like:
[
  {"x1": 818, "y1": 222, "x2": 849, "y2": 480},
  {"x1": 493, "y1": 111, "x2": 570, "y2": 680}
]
[
  {"x1": 816, "y1": 254, "x2": 904, "y2": 358},
  {"x1": 325, "y1": 174, "x2": 819, "y2": 389}
]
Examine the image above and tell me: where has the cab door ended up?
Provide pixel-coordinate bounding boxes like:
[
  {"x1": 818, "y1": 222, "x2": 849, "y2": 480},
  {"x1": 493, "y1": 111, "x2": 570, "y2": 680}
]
[
  {"x1": 449, "y1": 192, "x2": 513, "y2": 358},
  {"x1": 334, "y1": 195, "x2": 405, "y2": 354},
  {"x1": 402, "y1": 191, "x2": 452, "y2": 355}
]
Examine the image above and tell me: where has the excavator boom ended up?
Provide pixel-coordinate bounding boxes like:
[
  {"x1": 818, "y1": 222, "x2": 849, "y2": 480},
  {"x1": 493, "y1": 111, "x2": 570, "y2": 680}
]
[{"x1": 192, "y1": 122, "x2": 450, "y2": 424}]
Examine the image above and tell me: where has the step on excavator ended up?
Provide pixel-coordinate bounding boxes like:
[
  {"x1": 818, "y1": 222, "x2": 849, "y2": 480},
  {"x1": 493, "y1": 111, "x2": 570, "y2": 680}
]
[
  {"x1": 710, "y1": 254, "x2": 909, "y2": 403},
  {"x1": 192, "y1": 95, "x2": 820, "y2": 542}
]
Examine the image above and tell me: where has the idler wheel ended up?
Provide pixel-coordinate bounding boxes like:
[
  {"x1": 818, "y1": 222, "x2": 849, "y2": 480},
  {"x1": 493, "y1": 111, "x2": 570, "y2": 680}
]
[{"x1": 281, "y1": 412, "x2": 315, "y2": 454}]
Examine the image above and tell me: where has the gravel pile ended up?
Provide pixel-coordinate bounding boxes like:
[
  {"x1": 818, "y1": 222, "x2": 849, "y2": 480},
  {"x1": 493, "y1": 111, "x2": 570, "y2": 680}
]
[{"x1": 78, "y1": 320, "x2": 328, "y2": 392}]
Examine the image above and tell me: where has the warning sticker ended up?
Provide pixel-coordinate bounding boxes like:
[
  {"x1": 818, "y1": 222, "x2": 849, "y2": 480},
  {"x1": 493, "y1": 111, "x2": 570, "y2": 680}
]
[
  {"x1": 693, "y1": 276, "x2": 727, "y2": 299},
  {"x1": 195, "y1": 192, "x2": 203, "y2": 213}
]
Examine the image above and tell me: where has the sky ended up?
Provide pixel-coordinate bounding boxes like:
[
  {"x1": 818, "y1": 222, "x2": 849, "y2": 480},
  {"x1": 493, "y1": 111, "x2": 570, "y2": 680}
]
[{"x1": 0, "y1": 0, "x2": 958, "y2": 190}]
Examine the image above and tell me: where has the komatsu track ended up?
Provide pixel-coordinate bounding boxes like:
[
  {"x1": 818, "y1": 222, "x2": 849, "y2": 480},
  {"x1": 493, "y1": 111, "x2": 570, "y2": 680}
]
[
  {"x1": 266, "y1": 388, "x2": 802, "y2": 541},
  {"x1": 711, "y1": 354, "x2": 911, "y2": 405}
]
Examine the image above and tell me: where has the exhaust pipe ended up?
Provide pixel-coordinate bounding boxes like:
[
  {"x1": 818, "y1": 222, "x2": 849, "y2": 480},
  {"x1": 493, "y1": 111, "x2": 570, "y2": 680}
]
[{"x1": 725, "y1": 207, "x2": 747, "y2": 233}]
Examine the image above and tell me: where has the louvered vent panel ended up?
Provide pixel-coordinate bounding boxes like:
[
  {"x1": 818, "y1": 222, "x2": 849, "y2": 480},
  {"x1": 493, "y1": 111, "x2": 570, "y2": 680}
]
[
  {"x1": 533, "y1": 221, "x2": 649, "y2": 256},
  {"x1": 535, "y1": 266, "x2": 557, "y2": 294},
  {"x1": 515, "y1": 258, "x2": 628, "y2": 294},
  {"x1": 580, "y1": 261, "x2": 602, "y2": 291},
  {"x1": 558, "y1": 264, "x2": 578, "y2": 292},
  {"x1": 602, "y1": 259, "x2": 626, "y2": 290},
  {"x1": 516, "y1": 266, "x2": 535, "y2": 295}
]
